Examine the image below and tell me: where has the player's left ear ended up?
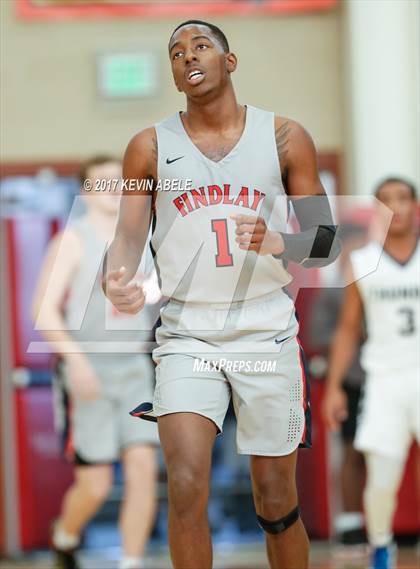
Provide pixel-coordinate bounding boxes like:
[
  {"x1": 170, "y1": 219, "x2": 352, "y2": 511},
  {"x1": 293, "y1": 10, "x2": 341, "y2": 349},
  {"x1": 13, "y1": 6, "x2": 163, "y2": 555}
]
[{"x1": 226, "y1": 52, "x2": 237, "y2": 74}]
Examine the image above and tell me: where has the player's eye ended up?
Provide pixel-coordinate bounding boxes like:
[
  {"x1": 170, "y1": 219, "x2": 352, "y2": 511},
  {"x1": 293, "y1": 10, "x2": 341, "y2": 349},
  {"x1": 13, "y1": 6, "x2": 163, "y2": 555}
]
[
  {"x1": 173, "y1": 51, "x2": 183, "y2": 60},
  {"x1": 197, "y1": 44, "x2": 208, "y2": 50}
]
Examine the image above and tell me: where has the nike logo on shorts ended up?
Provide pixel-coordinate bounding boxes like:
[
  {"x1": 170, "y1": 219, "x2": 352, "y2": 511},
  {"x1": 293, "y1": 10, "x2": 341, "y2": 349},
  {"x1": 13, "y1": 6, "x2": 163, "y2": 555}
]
[
  {"x1": 166, "y1": 156, "x2": 184, "y2": 164},
  {"x1": 274, "y1": 335, "x2": 292, "y2": 344}
]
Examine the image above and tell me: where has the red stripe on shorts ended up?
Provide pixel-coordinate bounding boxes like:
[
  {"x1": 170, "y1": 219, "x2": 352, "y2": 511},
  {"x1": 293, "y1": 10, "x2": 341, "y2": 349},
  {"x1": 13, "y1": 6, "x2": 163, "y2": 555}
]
[{"x1": 296, "y1": 337, "x2": 307, "y2": 443}]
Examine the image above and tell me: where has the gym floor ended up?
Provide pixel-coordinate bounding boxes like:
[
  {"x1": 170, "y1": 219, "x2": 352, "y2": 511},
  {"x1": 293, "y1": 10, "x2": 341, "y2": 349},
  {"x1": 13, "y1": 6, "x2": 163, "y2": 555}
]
[{"x1": 0, "y1": 543, "x2": 419, "y2": 569}]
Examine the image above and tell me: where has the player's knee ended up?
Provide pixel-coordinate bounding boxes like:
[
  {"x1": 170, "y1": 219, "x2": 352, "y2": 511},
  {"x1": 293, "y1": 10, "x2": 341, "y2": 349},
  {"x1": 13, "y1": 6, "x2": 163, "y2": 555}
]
[
  {"x1": 168, "y1": 466, "x2": 208, "y2": 517},
  {"x1": 254, "y1": 472, "x2": 296, "y2": 519},
  {"x1": 124, "y1": 447, "x2": 157, "y2": 487},
  {"x1": 81, "y1": 468, "x2": 113, "y2": 503}
]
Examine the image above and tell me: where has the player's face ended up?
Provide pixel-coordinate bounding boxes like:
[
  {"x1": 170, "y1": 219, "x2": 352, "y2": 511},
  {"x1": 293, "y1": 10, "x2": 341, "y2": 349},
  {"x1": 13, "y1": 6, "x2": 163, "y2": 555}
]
[
  {"x1": 377, "y1": 182, "x2": 417, "y2": 236},
  {"x1": 83, "y1": 161, "x2": 122, "y2": 214},
  {"x1": 169, "y1": 25, "x2": 235, "y2": 98}
]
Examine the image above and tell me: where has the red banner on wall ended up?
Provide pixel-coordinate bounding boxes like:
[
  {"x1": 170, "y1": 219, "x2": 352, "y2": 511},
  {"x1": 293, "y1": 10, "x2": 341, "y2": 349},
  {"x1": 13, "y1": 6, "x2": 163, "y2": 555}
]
[{"x1": 16, "y1": 0, "x2": 337, "y2": 20}]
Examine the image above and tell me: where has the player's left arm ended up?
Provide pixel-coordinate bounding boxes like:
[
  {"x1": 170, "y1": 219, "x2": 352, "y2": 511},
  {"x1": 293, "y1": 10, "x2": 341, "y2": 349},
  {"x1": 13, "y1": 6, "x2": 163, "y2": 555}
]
[{"x1": 234, "y1": 118, "x2": 341, "y2": 267}]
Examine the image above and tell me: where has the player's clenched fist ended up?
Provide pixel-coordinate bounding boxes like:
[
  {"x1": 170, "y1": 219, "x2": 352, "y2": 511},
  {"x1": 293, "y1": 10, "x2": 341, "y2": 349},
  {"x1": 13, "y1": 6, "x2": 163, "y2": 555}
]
[
  {"x1": 103, "y1": 266, "x2": 145, "y2": 314},
  {"x1": 231, "y1": 214, "x2": 285, "y2": 256}
]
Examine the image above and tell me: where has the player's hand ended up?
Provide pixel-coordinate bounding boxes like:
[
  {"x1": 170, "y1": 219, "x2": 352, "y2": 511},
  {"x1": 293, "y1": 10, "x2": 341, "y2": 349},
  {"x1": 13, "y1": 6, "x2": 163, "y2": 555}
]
[
  {"x1": 103, "y1": 266, "x2": 145, "y2": 315},
  {"x1": 231, "y1": 215, "x2": 285, "y2": 256},
  {"x1": 322, "y1": 385, "x2": 348, "y2": 431},
  {"x1": 65, "y1": 354, "x2": 102, "y2": 401}
]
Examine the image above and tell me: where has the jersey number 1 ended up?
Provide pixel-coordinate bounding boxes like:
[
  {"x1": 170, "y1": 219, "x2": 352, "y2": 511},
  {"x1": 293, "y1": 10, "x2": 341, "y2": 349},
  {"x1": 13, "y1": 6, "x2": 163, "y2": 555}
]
[{"x1": 211, "y1": 219, "x2": 233, "y2": 267}]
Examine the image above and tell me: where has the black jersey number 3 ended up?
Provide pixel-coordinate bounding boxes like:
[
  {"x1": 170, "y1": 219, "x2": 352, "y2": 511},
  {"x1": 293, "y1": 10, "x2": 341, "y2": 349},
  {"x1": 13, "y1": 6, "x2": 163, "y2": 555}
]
[{"x1": 398, "y1": 307, "x2": 416, "y2": 336}]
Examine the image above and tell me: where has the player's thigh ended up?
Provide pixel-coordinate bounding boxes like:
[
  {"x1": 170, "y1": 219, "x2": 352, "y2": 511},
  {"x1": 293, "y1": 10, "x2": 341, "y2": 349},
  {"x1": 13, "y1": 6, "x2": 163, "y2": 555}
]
[
  {"x1": 158, "y1": 412, "x2": 218, "y2": 486},
  {"x1": 72, "y1": 394, "x2": 118, "y2": 463},
  {"x1": 229, "y1": 337, "x2": 307, "y2": 456},
  {"x1": 154, "y1": 354, "x2": 230, "y2": 434},
  {"x1": 356, "y1": 377, "x2": 412, "y2": 459}
]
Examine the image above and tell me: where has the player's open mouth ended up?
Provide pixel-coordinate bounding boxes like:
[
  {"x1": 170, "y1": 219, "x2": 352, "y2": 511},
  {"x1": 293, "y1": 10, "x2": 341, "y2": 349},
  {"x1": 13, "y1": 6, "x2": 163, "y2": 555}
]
[{"x1": 187, "y1": 69, "x2": 205, "y2": 86}]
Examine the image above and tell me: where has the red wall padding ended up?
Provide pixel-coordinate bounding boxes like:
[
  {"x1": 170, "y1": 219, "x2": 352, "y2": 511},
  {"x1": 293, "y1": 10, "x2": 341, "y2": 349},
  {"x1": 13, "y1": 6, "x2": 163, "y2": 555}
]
[
  {"x1": 6, "y1": 217, "x2": 59, "y2": 369},
  {"x1": 15, "y1": 387, "x2": 73, "y2": 549}
]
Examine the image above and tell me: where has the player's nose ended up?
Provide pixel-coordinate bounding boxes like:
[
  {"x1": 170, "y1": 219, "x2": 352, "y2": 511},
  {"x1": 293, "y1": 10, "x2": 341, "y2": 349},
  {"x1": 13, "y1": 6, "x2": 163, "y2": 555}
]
[{"x1": 184, "y1": 48, "x2": 198, "y2": 65}]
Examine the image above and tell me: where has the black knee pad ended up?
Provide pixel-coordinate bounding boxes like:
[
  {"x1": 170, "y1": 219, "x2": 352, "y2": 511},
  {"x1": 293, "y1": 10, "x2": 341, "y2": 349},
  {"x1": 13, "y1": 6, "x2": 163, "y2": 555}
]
[{"x1": 257, "y1": 506, "x2": 300, "y2": 535}]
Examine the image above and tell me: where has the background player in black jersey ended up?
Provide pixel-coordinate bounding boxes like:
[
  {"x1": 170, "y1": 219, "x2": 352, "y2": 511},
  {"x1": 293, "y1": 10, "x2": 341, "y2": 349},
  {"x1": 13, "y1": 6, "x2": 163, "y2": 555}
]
[{"x1": 103, "y1": 20, "x2": 339, "y2": 569}]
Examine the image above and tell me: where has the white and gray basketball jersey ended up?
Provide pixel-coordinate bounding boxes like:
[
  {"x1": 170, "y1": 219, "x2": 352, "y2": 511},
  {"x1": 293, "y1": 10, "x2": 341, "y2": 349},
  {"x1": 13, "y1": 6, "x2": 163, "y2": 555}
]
[
  {"x1": 63, "y1": 217, "x2": 161, "y2": 378},
  {"x1": 351, "y1": 240, "x2": 419, "y2": 378},
  {"x1": 152, "y1": 105, "x2": 293, "y2": 304}
]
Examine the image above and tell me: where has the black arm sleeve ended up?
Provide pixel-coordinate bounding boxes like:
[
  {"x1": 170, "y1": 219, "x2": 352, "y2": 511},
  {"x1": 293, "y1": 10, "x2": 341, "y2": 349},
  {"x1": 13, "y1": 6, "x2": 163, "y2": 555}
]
[{"x1": 274, "y1": 195, "x2": 341, "y2": 268}]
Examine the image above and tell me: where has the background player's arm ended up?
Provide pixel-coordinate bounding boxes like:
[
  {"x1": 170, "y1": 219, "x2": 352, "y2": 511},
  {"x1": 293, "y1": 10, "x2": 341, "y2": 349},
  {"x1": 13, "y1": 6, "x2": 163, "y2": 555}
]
[
  {"x1": 322, "y1": 280, "x2": 364, "y2": 431},
  {"x1": 32, "y1": 230, "x2": 101, "y2": 400},
  {"x1": 103, "y1": 127, "x2": 157, "y2": 312}
]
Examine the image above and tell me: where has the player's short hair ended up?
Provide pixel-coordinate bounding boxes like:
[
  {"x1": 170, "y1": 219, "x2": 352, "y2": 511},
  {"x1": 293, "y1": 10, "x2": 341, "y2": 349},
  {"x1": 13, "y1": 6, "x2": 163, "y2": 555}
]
[
  {"x1": 78, "y1": 155, "x2": 120, "y2": 185},
  {"x1": 374, "y1": 176, "x2": 417, "y2": 200},
  {"x1": 169, "y1": 20, "x2": 230, "y2": 53}
]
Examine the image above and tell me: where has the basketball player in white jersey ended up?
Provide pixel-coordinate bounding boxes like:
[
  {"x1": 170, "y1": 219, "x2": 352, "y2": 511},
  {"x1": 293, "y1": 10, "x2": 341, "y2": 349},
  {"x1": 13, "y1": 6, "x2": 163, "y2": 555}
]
[
  {"x1": 323, "y1": 178, "x2": 419, "y2": 569},
  {"x1": 103, "y1": 21, "x2": 340, "y2": 569},
  {"x1": 32, "y1": 157, "x2": 159, "y2": 569}
]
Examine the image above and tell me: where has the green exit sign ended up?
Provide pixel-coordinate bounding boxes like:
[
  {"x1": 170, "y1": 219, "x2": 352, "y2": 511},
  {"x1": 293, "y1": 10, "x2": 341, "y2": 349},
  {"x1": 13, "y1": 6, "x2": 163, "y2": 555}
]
[{"x1": 98, "y1": 52, "x2": 159, "y2": 99}]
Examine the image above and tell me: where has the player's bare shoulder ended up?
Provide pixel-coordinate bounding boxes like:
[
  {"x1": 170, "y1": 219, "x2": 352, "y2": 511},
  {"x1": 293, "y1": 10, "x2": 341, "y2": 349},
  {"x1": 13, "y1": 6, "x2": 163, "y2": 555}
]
[
  {"x1": 275, "y1": 117, "x2": 316, "y2": 168},
  {"x1": 123, "y1": 126, "x2": 158, "y2": 185}
]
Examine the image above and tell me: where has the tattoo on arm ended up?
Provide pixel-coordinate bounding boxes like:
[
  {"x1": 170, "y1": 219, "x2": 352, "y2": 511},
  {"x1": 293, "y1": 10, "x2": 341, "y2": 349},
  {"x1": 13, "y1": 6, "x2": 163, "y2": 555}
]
[
  {"x1": 275, "y1": 120, "x2": 291, "y2": 179},
  {"x1": 275, "y1": 121, "x2": 291, "y2": 167},
  {"x1": 151, "y1": 132, "x2": 158, "y2": 164}
]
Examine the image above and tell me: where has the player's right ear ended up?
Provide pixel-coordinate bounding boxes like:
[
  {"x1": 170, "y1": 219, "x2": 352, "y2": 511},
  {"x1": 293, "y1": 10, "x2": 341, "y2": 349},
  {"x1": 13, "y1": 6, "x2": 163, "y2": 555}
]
[{"x1": 226, "y1": 52, "x2": 237, "y2": 74}]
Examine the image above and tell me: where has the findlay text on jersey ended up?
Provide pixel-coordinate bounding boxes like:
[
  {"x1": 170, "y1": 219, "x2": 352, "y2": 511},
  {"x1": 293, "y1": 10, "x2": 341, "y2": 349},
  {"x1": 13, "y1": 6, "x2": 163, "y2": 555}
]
[{"x1": 172, "y1": 184, "x2": 266, "y2": 217}]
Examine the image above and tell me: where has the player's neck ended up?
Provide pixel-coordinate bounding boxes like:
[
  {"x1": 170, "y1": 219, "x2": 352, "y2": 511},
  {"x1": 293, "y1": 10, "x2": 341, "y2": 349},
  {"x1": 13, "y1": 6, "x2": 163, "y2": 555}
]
[
  {"x1": 184, "y1": 86, "x2": 242, "y2": 132},
  {"x1": 384, "y1": 230, "x2": 418, "y2": 260}
]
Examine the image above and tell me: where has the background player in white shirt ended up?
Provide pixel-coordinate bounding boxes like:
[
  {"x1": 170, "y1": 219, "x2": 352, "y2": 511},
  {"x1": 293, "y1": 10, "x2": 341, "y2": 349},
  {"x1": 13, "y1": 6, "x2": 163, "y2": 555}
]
[
  {"x1": 103, "y1": 20, "x2": 339, "y2": 569},
  {"x1": 323, "y1": 178, "x2": 419, "y2": 569},
  {"x1": 33, "y1": 157, "x2": 159, "y2": 569}
]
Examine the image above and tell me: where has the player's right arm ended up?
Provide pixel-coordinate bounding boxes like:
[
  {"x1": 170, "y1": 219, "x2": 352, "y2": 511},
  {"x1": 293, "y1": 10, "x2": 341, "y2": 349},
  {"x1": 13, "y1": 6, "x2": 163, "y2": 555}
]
[
  {"x1": 322, "y1": 280, "x2": 364, "y2": 431},
  {"x1": 32, "y1": 230, "x2": 101, "y2": 400},
  {"x1": 103, "y1": 127, "x2": 157, "y2": 314}
]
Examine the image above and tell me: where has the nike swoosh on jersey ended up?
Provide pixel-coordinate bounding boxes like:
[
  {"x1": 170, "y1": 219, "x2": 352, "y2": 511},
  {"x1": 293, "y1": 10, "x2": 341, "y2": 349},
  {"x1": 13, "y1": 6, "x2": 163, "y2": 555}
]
[{"x1": 166, "y1": 156, "x2": 184, "y2": 164}]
